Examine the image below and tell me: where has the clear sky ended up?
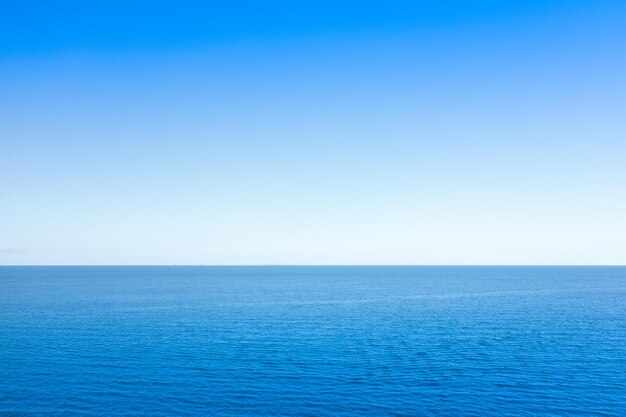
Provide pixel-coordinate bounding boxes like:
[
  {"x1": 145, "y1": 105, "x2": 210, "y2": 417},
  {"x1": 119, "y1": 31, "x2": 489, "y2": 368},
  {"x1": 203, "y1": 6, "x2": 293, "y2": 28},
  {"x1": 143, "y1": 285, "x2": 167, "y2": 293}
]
[{"x1": 1, "y1": 1, "x2": 625, "y2": 265}]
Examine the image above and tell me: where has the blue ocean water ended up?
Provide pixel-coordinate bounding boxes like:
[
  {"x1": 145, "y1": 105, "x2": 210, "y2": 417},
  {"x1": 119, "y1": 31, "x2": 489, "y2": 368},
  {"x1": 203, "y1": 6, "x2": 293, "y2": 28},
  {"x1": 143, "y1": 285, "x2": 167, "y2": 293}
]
[{"x1": 1, "y1": 266, "x2": 625, "y2": 416}]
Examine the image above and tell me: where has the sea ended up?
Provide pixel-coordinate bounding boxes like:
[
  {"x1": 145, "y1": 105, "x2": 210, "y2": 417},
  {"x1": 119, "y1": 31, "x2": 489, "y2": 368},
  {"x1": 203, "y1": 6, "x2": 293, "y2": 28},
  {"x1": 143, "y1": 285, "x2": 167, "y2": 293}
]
[{"x1": 1, "y1": 266, "x2": 625, "y2": 416}]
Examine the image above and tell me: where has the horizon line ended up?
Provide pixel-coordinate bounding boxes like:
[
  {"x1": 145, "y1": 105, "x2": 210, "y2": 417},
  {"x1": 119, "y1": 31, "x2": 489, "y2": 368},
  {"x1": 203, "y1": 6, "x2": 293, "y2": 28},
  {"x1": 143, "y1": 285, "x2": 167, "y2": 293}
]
[{"x1": 1, "y1": 264, "x2": 625, "y2": 268}]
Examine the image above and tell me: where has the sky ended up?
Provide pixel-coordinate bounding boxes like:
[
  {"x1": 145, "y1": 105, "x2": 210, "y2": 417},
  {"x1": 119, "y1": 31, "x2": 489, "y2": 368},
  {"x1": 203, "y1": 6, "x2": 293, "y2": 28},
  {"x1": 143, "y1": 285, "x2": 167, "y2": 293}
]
[{"x1": 1, "y1": 1, "x2": 625, "y2": 265}]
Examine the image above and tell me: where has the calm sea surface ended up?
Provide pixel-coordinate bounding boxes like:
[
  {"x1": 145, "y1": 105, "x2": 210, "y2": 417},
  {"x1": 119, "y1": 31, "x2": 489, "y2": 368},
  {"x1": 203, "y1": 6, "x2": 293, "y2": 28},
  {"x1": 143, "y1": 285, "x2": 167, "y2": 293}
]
[{"x1": 1, "y1": 266, "x2": 625, "y2": 416}]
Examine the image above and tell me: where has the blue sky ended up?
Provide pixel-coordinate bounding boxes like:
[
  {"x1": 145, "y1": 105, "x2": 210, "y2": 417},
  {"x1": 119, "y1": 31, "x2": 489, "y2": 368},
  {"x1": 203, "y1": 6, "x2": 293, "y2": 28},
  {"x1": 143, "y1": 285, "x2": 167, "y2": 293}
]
[{"x1": 1, "y1": 1, "x2": 625, "y2": 265}]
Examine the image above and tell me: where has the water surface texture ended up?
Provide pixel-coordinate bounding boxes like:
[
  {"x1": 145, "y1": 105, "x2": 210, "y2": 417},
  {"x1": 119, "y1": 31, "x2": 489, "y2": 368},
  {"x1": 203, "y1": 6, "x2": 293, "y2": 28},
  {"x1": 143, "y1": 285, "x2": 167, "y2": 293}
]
[{"x1": 1, "y1": 266, "x2": 625, "y2": 416}]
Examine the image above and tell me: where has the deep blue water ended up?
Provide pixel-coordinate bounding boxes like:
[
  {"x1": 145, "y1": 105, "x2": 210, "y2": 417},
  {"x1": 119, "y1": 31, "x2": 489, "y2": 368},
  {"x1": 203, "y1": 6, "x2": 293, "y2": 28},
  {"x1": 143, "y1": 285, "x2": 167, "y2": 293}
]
[{"x1": 1, "y1": 266, "x2": 625, "y2": 416}]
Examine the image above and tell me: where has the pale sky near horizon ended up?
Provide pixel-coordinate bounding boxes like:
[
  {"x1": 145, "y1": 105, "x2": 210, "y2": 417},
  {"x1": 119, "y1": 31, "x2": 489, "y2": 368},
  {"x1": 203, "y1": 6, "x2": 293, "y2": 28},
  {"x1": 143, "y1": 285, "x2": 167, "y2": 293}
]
[{"x1": 1, "y1": 1, "x2": 625, "y2": 265}]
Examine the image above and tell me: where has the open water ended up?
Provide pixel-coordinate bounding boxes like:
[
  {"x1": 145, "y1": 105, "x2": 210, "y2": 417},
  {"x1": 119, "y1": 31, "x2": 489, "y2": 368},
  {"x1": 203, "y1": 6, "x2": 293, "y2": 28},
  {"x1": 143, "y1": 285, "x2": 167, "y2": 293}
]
[{"x1": 1, "y1": 266, "x2": 625, "y2": 416}]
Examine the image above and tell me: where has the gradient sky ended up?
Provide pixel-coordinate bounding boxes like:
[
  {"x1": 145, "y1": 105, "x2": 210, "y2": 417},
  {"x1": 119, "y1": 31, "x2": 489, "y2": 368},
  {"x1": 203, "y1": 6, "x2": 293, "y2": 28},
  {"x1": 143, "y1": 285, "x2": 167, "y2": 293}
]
[{"x1": 2, "y1": 1, "x2": 625, "y2": 265}]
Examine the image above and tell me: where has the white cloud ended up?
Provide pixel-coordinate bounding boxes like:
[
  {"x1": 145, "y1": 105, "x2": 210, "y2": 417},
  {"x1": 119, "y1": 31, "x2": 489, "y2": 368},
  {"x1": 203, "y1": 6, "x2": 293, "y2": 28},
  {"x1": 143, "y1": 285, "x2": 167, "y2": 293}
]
[{"x1": 0, "y1": 245, "x2": 16, "y2": 254}]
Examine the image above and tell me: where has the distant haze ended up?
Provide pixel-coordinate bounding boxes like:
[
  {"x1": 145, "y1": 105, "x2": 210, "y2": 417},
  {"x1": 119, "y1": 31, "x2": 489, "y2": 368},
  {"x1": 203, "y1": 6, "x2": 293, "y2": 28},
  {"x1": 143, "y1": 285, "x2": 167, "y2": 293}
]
[{"x1": 1, "y1": 1, "x2": 625, "y2": 265}]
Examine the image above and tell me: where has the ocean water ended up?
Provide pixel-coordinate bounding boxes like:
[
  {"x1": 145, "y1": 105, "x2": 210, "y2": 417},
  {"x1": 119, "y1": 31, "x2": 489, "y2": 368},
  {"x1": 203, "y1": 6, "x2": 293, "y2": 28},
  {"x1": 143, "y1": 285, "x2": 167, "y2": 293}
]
[{"x1": 1, "y1": 266, "x2": 625, "y2": 416}]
